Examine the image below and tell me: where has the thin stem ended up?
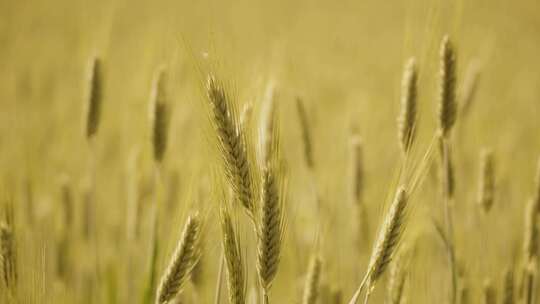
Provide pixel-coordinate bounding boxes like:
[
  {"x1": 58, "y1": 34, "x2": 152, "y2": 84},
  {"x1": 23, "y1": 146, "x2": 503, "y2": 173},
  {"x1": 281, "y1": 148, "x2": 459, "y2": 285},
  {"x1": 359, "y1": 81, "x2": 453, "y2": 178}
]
[
  {"x1": 262, "y1": 289, "x2": 269, "y2": 304},
  {"x1": 363, "y1": 290, "x2": 372, "y2": 304},
  {"x1": 214, "y1": 251, "x2": 224, "y2": 304}
]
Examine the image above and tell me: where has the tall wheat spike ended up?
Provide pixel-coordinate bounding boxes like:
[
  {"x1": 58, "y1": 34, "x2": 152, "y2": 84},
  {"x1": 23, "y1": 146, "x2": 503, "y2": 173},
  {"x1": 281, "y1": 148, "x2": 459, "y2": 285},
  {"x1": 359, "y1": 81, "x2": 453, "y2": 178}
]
[
  {"x1": 478, "y1": 149, "x2": 495, "y2": 213},
  {"x1": 85, "y1": 56, "x2": 103, "y2": 139},
  {"x1": 256, "y1": 85, "x2": 285, "y2": 304},
  {"x1": 302, "y1": 255, "x2": 322, "y2": 304},
  {"x1": 206, "y1": 75, "x2": 255, "y2": 217},
  {"x1": 438, "y1": 135, "x2": 455, "y2": 199},
  {"x1": 150, "y1": 67, "x2": 171, "y2": 164},
  {"x1": 155, "y1": 213, "x2": 201, "y2": 304},
  {"x1": 220, "y1": 207, "x2": 246, "y2": 304},
  {"x1": 438, "y1": 35, "x2": 457, "y2": 138},
  {"x1": 398, "y1": 57, "x2": 418, "y2": 154},
  {"x1": 350, "y1": 134, "x2": 369, "y2": 247},
  {"x1": 349, "y1": 187, "x2": 408, "y2": 304}
]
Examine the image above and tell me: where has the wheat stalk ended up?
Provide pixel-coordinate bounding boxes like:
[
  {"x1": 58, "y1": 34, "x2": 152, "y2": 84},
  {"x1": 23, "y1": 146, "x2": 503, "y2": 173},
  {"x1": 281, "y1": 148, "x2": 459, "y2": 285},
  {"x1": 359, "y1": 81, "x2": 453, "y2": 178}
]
[
  {"x1": 155, "y1": 213, "x2": 201, "y2": 304},
  {"x1": 438, "y1": 35, "x2": 457, "y2": 138},
  {"x1": 398, "y1": 57, "x2": 418, "y2": 154},
  {"x1": 206, "y1": 75, "x2": 256, "y2": 217}
]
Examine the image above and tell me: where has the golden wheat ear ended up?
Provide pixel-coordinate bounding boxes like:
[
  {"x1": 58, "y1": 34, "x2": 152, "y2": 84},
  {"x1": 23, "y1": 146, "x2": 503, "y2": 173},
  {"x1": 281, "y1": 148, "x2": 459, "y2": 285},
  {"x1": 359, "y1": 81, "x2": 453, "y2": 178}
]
[
  {"x1": 219, "y1": 206, "x2": 246, "y2": 304},
  {"x1": 155, "y1": 213, "x2": 201, "y2": 304},
  {"x1": 398, "y1": 57, "x2": 418, "y2": 155},
  {"x1": 348, "y1": 187, "x2": 408, "y2": 304},
  {"x1": 438, "y1": 35, "x2": 457, "y2": 139},
  {"x1": 256, "y1": 83, "x2": 286, "y2": 304},
  {"x1": 205, "y1": 74, "x2": 256, "y2": 218}
]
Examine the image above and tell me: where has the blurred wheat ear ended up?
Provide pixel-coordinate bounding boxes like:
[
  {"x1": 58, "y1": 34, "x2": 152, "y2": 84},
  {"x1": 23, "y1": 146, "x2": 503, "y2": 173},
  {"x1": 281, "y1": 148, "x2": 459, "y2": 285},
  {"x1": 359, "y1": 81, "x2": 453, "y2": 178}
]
[
  {"x1": 151, "y1": 67, "x2": 171, "y2": 164},
  {"x1": 302, "y1": 255, "x2": 322, "y2": 304},
  {"x1": 477, "y1": 149, "x2": 495, "y2": 213},
  {"x1": 398, "y1": 57, "x2": 418, "y2": 154},
  {"x1": 438, "y1": 36, "x2": 457, "y2": 138},
  {"x1": 85, "y1": 56, "x2": 103, "y2": 140}
]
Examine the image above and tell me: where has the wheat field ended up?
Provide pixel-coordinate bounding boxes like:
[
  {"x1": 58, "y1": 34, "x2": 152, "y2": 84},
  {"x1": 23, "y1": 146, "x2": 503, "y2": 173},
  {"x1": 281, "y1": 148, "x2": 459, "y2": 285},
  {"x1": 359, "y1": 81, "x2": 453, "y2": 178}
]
[{"x1": 1, "y1": 0, "x2": 540, "y2": 303}]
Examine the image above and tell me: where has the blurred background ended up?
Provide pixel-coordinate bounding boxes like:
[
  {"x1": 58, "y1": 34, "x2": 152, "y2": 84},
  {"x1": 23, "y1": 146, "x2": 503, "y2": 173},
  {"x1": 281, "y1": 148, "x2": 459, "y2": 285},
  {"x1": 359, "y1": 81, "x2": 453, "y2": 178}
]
[{"x1": 1, "y1": 0, "x2": 540, "y2": 303}]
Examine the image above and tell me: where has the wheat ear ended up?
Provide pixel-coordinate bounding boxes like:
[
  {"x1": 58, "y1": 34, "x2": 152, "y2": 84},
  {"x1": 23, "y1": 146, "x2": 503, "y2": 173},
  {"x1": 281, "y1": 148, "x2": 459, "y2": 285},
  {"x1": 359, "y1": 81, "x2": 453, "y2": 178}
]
[
  {"x1": 477, "y1": 149, "x2": 495, "y2": 213},
  {"x1": 150, "y1": 67, "x2": 171, "y2": 164},
  {"x1": 206, "y1": 75, "x2": 255, "y2": 217},
  {"x1": 302, "y1": 255, "x2": 322, "y2": 304},
  {"x1": 438, "y1": 35, "x2": 457, "y2": 138},
  {"x1": 349, "y1": 187, "x2": 408, "y2": 304},
  {"x1": 256, "y1": 88, "x2": 285, "y2": 303},
  {"x1": 220, "y1": 207, "x2": 246, "y2": 304},
  {"x1": 85, "y1": 56, "x2": 103, "y2": 139},
  {"x1": 398, "y1": 57, "x2": 418, "y2": 154},
  {"x1": 155, "y1": 213, "x2": 201, "y2": 304}
]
